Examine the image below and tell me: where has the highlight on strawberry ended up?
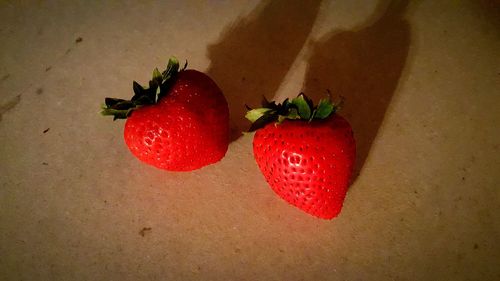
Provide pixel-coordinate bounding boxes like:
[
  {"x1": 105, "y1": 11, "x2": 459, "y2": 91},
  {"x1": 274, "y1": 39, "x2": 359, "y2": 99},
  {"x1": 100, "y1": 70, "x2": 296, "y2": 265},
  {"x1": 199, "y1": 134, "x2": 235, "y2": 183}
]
[
  {"x1": 102, "y1": 57, "x2": 229, "y2": 171},
  {"x1": 246, "y1": 93, "x2": 356, "y2": 219}
]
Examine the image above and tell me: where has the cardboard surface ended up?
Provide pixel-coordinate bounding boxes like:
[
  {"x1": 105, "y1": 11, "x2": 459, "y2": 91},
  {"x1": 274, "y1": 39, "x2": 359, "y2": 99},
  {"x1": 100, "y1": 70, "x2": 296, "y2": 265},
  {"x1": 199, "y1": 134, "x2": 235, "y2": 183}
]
[{"x1": 1, "y1": 0, "x2": 499, "y2": 280}]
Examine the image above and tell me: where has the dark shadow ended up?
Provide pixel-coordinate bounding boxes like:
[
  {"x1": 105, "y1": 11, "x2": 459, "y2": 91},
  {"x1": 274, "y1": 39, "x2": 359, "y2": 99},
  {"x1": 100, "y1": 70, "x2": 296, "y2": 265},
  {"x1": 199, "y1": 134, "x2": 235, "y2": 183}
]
[
  {"x1": 303, "y1": 0, "x2": 411, "y2": 180},
  {"x1": 207, "y1": 0, "x2": 322, "y2": 141}
]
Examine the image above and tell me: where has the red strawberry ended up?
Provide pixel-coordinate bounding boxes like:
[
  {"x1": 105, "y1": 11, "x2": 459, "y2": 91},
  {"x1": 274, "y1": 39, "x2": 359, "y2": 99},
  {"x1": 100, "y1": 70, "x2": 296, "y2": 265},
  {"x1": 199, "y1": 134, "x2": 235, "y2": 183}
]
[
  {"x1": 102, "y1": 57, "x2": 229, "y2": 171},
  {"x1": 246, "y1": 94, "x2": 355, "y2": 219}
]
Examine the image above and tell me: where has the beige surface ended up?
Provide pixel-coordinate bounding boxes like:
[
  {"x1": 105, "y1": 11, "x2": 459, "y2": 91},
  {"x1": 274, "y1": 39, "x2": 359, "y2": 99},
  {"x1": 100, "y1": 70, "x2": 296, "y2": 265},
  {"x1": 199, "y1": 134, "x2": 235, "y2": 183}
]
[{"x1": 1, "y1": 0, "x2": 499, "y2": 280}]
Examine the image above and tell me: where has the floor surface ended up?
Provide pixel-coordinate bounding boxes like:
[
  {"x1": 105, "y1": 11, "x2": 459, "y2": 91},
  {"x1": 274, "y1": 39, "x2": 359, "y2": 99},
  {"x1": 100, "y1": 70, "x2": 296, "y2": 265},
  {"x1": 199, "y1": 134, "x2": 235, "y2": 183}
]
[{"x1": 1, "y1": 0, "x2": 499, "y2": 280}]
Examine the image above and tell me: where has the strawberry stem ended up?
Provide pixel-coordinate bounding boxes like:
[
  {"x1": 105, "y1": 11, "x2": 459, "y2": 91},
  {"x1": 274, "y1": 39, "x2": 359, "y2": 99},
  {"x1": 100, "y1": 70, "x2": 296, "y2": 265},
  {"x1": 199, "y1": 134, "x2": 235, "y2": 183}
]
[
  {"x1": 101, "y1": 57, "x2": 185, "y2": 120},
  {"x1": 245, "y1": 93, "x2": 343, "y2": 131}
]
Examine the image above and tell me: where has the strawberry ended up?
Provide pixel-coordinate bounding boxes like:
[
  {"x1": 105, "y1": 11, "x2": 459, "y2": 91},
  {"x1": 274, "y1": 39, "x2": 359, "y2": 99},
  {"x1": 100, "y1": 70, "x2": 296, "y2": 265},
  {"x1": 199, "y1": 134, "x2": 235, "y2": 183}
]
[
  {"x1": 246, "y1": 94, "x2": 355, "y2": 219},
  {"x1": 102, "y1": 57, "x2": 229, "y2": 171}
]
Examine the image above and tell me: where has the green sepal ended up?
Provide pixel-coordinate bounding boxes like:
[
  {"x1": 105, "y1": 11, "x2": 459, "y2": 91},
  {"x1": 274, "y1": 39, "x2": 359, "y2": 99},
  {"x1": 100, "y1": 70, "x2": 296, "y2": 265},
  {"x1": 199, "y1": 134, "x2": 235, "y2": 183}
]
[
  {"x1": 101, "y1": 107, "x2": 134, "y2": 120},
  {"x1": 245, "y1": 93, "x2": 342, "y2": 132},
  {"x1": 313, "y1": 98, "x2": 335, "y2": 119},
  {"x1": 101, "y1": 56, "x2": 183, "y2": 120},
  {"x1": 105, "y1": 97, "x2": 126, "y2": 107},
  {"x1": 132, "y1": 81, "x2": 145, "y2": 99},
  {"x1": 245, "y1": 108, "x2": 274, "y2": 123},
  {"x1": 287, "y1": 107, "x2": 300, "y2": 120},
  {"x1": 162, "y1": 57, "x2": 180, "y2": 80},
  {"x1": 248, "y1": 111, "x2": 279, "y2": 132},
  {"x1": 262, "y1": 96, "x2": 278, "y2": 110},
  {"x1": 291, "y1": 93, "x2": 312, "y2": 120},
  {"x1": 153, "y1": 68, "x2": 162, "y2": 82}
]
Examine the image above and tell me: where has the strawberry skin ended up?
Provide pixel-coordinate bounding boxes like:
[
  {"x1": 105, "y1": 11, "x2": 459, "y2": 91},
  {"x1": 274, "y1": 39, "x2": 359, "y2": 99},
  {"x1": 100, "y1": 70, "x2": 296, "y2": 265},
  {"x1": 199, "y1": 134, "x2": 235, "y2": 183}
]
[
  {"x1": 102, "y1": 58, "x2": 229, "y2": 171},
  {"x1": 123, "y1": 70, "x2": 229, "y2": 171},
  {"x1": 253, "y1": 114, "x2": 355, "y2": 219}
]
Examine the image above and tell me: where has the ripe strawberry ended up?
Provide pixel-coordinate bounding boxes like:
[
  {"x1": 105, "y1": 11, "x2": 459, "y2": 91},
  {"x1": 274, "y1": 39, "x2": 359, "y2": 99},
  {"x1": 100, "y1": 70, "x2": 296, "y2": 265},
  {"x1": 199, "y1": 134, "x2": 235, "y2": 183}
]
[
  {"x1": 102, "y1": 57, "x2": 229, "y2": 171},
  {"x1": 246, "y1": 94, "x2": 355, "y2": 219}
]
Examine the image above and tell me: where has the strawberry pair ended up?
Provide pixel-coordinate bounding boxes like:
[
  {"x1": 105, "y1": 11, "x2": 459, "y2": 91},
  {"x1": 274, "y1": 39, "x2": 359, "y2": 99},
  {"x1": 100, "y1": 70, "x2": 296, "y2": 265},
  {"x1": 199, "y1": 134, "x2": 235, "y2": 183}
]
[{"x1": 102, "y1": 58, "x2": 356, "y2": 219}]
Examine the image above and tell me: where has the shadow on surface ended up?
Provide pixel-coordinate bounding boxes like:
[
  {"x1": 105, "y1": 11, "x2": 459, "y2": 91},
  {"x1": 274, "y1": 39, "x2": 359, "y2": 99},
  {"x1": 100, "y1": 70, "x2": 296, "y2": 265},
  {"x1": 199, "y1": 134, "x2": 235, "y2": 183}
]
[
  {"x1": 303, "y1": 0, "x2": 411, "y2": 179},
  {"x1": 207, "y1": 0, "x2": 322, "y2": 141}
]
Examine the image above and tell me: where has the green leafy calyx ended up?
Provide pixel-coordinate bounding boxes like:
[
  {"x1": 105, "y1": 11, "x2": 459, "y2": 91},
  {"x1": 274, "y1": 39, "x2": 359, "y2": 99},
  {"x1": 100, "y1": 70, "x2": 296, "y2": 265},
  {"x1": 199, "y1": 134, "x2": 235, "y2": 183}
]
[
  {"x1": 245, "y1": 93, "x2": 343, "y2": 132},
  {"x1": 101, "y1": 57, "x2": 187, "y2": 120}
]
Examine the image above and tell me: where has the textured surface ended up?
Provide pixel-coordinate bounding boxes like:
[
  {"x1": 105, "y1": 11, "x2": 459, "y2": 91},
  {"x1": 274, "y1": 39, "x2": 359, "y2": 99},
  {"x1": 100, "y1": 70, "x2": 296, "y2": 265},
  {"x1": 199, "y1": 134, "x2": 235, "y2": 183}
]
[
  {"x1": 1, "y1": 0, "x2": 499, "y2": 280},
  {"x1": 124, "y1": 70, "x2": 229, "y2": 171},
  {"x1": 253, "y1": 115, "x2": 355, "y2": 219}
]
